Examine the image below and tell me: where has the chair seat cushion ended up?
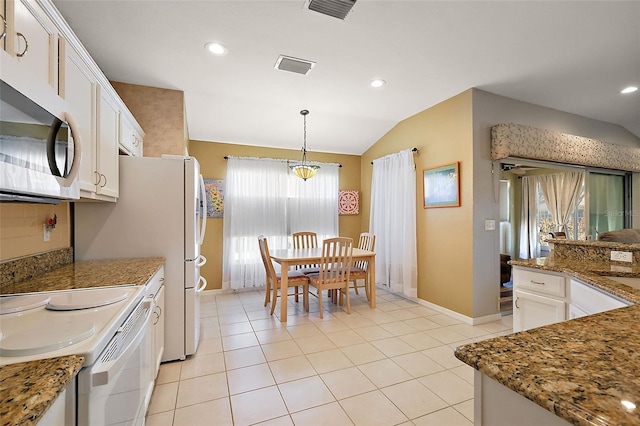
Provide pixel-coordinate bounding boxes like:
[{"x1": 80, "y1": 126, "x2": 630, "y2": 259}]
[
  {"x1": 276, "y1": 270, "x2": 309, "y2": 282},
  {"x1": 299, "y1": 267, "x2": 320, "y2": 275}
]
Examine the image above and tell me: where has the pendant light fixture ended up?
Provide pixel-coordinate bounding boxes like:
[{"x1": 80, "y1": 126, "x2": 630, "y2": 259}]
[{"x1": 290, "y1": 109, "x2": 320, "y2": 180}]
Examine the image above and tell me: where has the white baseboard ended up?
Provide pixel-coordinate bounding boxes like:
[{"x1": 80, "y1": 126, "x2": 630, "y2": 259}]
[{"x1": 376, "y1": 284, "x2": 502, "y2": 325}]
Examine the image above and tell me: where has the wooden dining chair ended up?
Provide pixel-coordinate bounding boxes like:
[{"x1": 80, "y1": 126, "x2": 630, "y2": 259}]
[
  {"x1": 305, "y1": 237, "x2": 353, "y2": 319},
  {"x1": 293, "y1": 231, "x2": 320, "y2": 273},
  {"x1": 348, "y1": 232, "x2": 376, "y2": 301},
  {"x1": 258, "y1": 235, "x2": 309, "y2": 315}
]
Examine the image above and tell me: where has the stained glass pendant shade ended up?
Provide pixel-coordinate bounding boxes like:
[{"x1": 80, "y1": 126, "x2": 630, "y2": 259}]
[{"x1": 290, "y1": 109, "x2": 320, "y2": 180}]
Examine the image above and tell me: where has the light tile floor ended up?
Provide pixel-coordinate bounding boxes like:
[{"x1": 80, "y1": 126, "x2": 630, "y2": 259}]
[{"x1": 146, "y1": 287, "x2": 512, "y2": 426}]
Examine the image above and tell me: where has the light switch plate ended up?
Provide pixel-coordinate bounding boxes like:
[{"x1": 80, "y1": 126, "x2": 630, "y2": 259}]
[
  {"x1": 484, "y1": 220, "x2": 496, "y2": 231},
  {"x1": 611, "y1": 250, "x2": 633, "y2": 263}
]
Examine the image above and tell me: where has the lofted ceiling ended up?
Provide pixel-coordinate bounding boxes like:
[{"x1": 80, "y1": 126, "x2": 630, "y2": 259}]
[{"x1": 52, "y1": 0, "x2": 640, "y2": 156}]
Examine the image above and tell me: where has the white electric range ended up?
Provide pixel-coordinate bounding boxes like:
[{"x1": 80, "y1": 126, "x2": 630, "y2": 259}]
[{"x1": 0, "y1": 285, "x2": 154, "y2": 426}]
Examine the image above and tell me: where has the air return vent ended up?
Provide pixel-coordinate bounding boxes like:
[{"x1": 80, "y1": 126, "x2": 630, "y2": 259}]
[
  {"x1": 305, "y1": 0, "x2": 357, "y2": 20},
  {"x1": 274, "y1": 55, "x2": 316, "y2": 75}
]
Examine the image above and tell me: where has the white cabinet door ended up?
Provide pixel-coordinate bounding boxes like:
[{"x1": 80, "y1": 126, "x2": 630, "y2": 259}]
[
  {"x1": 61, "y1": 42, "x2": 96, "y2": 194},
  {"x1": 513, "y1": 289, "x2": 566, "y2": 333},
  {"x1": 570, "y1": 279, "x2": 630, "y2": 316},
  {"x1": 119, "y1": 113, "x2": 143, "y2": 157},
  {"x1": 96, "y1": 86, "x2": 119, "y2": 198},
  {"x1": 9, "y1": 0, "x2": 58, "y2": 93},
  {"x1": 153, "y1": 284, "x2": 165, "y2": 378}
]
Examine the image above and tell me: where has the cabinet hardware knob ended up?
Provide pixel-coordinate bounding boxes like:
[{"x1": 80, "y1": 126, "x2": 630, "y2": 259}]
[
  {"x1": 94, "y1": 171, "x2": 101, "y2": 185},
  {"x1": 515, "y1": 297, "x2": 520, "y2": 309},
  {"x1": 16, "y1": 32, "x2": 28, "y2": 57},
  {"x1": 100, "y1": 174, "x2": 107, "y2": 187},
  {"x1": 530, "y1": 280, "x2": 545, "y2": 285}
]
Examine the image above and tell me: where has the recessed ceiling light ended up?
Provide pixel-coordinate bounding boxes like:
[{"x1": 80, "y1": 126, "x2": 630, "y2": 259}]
[
  {"x1": 621, "y1": 86, "x2": 638, "y2": 94},
  {"x1": 370, "y1": 79, "x2": 386, "y2": 88},
  {"x1": 205, "y1": 42, "x2": 228, "y2": 56}
]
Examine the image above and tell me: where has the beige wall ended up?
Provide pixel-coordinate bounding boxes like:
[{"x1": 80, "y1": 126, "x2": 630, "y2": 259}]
[
  {"x1": 0, "y1": 202, "x2": 71, "y2": 261},
  {"x1": 361, "y1": 90, "x2": 475, "y2": 316},
  {"x1": 111, "y1": 82, "x2": 187, "y2": 157},
  {"x1": 189, "y1": 140, "x2": 362, "y2": 290}
]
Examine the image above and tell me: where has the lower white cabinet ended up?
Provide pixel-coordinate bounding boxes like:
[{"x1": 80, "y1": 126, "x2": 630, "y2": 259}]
[
  {"x1": 513, "y1": 289, "x2": 566, "y2": 332},
  {"x1": 569, "y1": 279, "x2": 630, "y2": 319},
  {"x1": 39, "y1": 380, "x2": 75, "y2": 426},
  {"x1": 153, "y1": 283, "x2": 165, "y2": 377},
  {"x1": 512, "y1": 267, "x2": 567, "y2": 333}
]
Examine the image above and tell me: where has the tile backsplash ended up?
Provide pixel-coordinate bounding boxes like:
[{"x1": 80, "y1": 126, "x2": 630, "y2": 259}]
[{"x1": 0, "y1": 202, "x2": 71, "y2": 261}]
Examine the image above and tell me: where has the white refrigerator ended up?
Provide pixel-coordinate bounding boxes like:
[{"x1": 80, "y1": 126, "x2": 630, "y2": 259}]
[{"x1": 75, "y1": 155, "x2": 207, "y2": 361}]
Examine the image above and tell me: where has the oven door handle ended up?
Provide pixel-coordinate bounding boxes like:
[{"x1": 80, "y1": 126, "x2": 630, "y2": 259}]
[{"x1": 91, "y1": 296, "x2": 154, "y2": 387}]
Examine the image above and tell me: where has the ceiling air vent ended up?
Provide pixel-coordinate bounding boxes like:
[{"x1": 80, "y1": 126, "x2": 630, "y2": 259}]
[
  {"x1": 305, "y1": 0, "x2": 357, "y2": 20},
  {"x1": 274, "y1": 55, "x2": 316, "y2": 75}
]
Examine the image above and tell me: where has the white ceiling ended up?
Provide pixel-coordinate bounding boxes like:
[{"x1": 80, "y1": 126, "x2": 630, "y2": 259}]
[{"x1": 52, "y1": 0, "x2": 640, "y2": 156}]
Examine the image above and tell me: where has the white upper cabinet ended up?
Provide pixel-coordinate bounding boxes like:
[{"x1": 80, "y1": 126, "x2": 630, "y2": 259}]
[
  {"x1": 96, "y1": 86, "x2": 119, "y2": 199},
  {"x1": 2, "y1": 0, "x2": 144, "y2": 202},
  {"x1": 3, "y1": 0, "x2": 58, "y2": 93},
  {"x1": 60, "y1": 41, "x2": 97, "y2": 195},
  {"x1": 119, "y1": 112, "x2": 144, "y2": 157}
]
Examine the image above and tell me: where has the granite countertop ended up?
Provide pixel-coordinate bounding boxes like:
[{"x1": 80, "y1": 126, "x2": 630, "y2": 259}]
[
  {"x1": 0, "y1": 257, "x2": 165, "y2": 425},
  {"x1": 1, "y1": 257, "x2": 166, "y2": 295},
  {"x1": 455, "y1": 257, "x2": 640, "y2": 426},
  {"x1": 0, "y1": 355, "x2": 84, "y2": 426}
]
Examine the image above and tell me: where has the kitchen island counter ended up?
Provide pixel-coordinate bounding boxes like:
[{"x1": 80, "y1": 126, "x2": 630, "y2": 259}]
[
  {"x1": 455, "y1": 257, "x2": 640, "y2": 426},
  {"x1": 0, "y1": 355, "x2": 84, "y2": 426}
]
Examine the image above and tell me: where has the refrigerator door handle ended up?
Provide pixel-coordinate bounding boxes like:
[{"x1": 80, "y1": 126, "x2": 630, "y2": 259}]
[
  {"x1": 197, "y1": 255, "x2": 207, "y2": 268},
  {"x1": 195, "y1": 276, "x2": 207, "y2": 293},
  {"x1": 198, "y1": 174, "x2": 207, "y2": 245}
]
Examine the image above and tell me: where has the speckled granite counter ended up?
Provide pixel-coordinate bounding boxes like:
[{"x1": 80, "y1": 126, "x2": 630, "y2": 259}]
[
  {"x1": 0, "y1": 257, "x2": 165, "y2": 425},
  {"x1": 0, "y1": 355, "x2": 84, "y2": 426},
  {"x1": 455, "y1": 257, "x2": 640, "y2": 426},
  {"x1": 0, "y1": 257, "x2": 165, "y2": 295}
]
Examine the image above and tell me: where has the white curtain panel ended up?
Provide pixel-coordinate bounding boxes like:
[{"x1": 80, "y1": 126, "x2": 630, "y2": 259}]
[
  {"x1": 222, "y1": 157, "x2": 339, "y2": 290},
  {"x1": 370, "y1": 149, "x2": 418, "y2": 298},
  {"x1": 519, "y1": 175, "x2": 541, "y2": 259},
  {"x1": 538, "y1": 171, "x2": 585, "y2": 233},
  {"x1": 288, "y1": 163, "x2": 340, "y2": 243},
  {"x1": 222, "y1": 157, "x2": 289, "y2": 290}
]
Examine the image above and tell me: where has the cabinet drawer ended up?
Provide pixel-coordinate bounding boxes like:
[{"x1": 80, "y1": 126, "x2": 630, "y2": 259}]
[{"x1": 513, "y1": 268, "x2": 565, "y2": 298}]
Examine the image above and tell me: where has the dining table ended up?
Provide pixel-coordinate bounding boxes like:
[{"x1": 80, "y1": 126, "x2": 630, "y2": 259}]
[{"x1": 269, "y1": 247, "x2": 376, "y2": 322}]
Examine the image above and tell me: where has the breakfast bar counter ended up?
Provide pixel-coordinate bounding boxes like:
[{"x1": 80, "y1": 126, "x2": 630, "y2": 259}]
[{"x1": 455, "y1": 255, "x2": 640, "y2": 426}]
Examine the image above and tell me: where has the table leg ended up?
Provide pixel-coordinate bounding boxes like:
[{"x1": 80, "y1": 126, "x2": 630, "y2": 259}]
[
  {"x1": 280, "y1": 262, "x2": 289, "y2": 321},
  {"x1": 369, "y1": 255, "x2": 376, "y2": 308}
]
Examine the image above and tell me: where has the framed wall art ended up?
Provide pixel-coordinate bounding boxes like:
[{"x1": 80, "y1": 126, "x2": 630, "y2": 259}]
[
  {"x1": 204, "y1": 178, "x2": 224, "y2": 218},
  {"x1": 338, "y1": 190, "x2": 359, "y2": 215},
  {"x1": 423, "y1": 162, "x2": 460, "y2": 208}
]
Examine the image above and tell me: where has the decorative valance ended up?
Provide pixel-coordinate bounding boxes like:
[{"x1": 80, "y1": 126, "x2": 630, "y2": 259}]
[{"x1": 491, "y1": 123, "x2": 640, "y2": 172}]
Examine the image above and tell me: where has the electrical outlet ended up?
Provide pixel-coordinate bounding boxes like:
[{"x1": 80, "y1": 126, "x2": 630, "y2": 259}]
[
  {"x1": 484, "y1": 220, "x2": 496, "y2": 231},
  {"x1": 43, "y1": 224, "x2": 50, "y2": 242},
  {"x1": 611, "y1": 250, "x2": 633, "y2": 263}
]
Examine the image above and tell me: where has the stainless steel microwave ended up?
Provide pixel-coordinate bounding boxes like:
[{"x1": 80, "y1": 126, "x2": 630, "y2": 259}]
[{"x1": 0, "y1": 80, "x2": 82, "y2": 203}]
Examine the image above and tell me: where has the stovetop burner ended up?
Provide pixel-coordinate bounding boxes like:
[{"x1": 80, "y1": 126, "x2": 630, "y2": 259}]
[{"x1": 0, "y1": 295, "x2": 51, "y2": 315}]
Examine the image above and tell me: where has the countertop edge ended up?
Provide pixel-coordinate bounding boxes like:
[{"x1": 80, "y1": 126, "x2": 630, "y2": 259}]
[
  {"x1": 457, "y1": 260, "x2": 640, "y2": 426},
  {"x1": 0, "y1": 355, "x2": 84, "y2": 426}
]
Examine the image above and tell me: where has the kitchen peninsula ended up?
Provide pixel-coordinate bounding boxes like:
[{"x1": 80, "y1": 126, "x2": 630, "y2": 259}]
[{"x1": 456, "y1": 239, "x2": 640, "y2": 426}]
